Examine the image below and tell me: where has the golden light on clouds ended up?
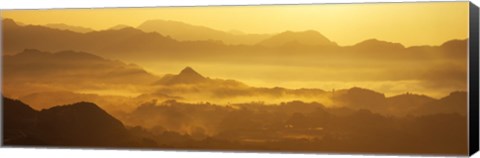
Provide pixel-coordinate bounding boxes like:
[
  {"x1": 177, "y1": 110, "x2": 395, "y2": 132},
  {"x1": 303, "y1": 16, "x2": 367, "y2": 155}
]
[{"x1": 1, "y1": 1, "x2": 468, "y2": 46}]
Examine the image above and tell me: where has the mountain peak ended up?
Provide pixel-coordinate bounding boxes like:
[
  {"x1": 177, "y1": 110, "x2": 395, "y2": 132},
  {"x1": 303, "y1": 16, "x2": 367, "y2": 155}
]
[
  {"x1": 155, "y1": 67, "x2": 207, "y2": 85},
  {"x1": 353, "y1": 38, "x2": 405, "y2": 49},
  {"x1": 180, "y1": 66, "x2": 196, "y2": 74},
  {"x1": 178, "y1": 66, "x2": 205, "y2": 79},
  {"x1": 258, "y1": 30, "x2": 336, "y2": 47}
]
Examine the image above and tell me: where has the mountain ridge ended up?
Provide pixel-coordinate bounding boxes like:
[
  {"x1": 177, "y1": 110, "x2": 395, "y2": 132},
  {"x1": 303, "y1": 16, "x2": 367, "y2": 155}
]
[
  {"x1": 45, "y1": 23, "x2": 95, "y2": 33},
  {"x1": 257, "y1": 30, "x2": 338, "y2": 47},
  {"x1": 137, "y1": 19, "x2": 271, "y2": 45}
]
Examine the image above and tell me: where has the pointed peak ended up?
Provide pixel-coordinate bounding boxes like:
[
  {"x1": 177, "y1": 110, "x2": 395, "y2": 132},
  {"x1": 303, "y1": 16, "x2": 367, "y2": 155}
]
[
  {"x1": 181, "y1": 66, "x2": 194, "y2": 72},
  {"x1": 155, "y1": 67, "x2": 207, "y2": 85},
  {"x1": 177, "y1": 66, "x2": 205, "y2": 79}
]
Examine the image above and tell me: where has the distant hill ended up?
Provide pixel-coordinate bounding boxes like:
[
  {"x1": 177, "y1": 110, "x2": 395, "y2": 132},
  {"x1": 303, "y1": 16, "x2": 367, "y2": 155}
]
[
  {"x1": 16, "y1": 91, "x2": 146, "y2": 117},
  {"x1": 2, "y1": 97, "x2": 153, "y2": 147},
  {"x1": 418, "y1": 91, "x2": 468, "y2": 116},
  {"x1": 3, "y1": 49, "x2": 159, "y2": 98},
  {"x1": 333, "y1": 88, "x2": 467, "y2": 117},
  {"x1": 333, "y1": 87, "x2": 386, "y2": 110},
  {"x1": 137, "y1": 19, "x2": 271, "y2": 45},
  {"x1": 45, "y1": 23, "x2": 95, "y2": 33},
  {"x1": 155, "y1": 67, "x2": 208, "y2": 85},
  {"x1": 109, "y1": 24, "x2": 132, "y2": 30},
  {"x1": 385, "y1": 93, "x2": 437, "y2": 116},
  {"x1": 351, "y1": 38, "x2": 404, "y2": 50},
  {"x1": 154, "y1": 66, "x2": 246, "y2": 87},
  {"x1": 257, "y1": 30, "x2": 337, "y2": 47}
]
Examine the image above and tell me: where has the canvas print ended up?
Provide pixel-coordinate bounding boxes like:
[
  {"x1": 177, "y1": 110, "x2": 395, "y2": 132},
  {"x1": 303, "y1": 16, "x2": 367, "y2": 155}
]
[{"x1": 1, "y1": 2, "x2": 471, "y2": 156}]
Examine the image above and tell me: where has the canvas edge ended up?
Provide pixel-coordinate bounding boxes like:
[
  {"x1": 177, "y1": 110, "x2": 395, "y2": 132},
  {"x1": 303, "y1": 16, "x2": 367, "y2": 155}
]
[
  {"x1": 469, "y1": 1, "x2": 480, "y2": 156},
  {"x1": 0, "y1": 10, "x2": 4, "y2": 148}
]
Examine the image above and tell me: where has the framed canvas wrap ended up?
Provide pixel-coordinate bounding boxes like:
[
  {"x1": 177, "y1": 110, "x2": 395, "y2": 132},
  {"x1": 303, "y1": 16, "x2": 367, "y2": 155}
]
[{"x1": 1, "y1": 1, "x2": 479, "y2": 156}]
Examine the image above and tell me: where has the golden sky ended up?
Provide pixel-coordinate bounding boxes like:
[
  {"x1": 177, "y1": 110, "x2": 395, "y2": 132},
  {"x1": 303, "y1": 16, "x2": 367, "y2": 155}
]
[{"x1": 1, "y1": 1, "x2": 468, "y2": 47}]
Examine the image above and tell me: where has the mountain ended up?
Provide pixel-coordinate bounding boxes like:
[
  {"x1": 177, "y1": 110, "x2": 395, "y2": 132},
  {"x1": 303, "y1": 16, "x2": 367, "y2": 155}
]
[
  {"x1": 17, "y1": 91, "x2": 143, "y2": 115},
  {"x1": 333, "y1": 87, "x2": 386, "y2": 110},
  {"x1": 137, "y1": 19, "x2": 271, "y2": 45},
  {"x1": 384, "y1": 93, "x2": 437, "y2": 116},
  {"x1": 387, "y1": 93, "x2": 436, "y2": 107},
  {"x1": 155, "y1": 67, "x2": 208, "y2": 85},
  {"x1": 3, "y1": 49, "x2": 159, "y2": 97},
  {"x1": 2, "y1": 97, "x2": 143, "y2": 147},
  {"x1": 351, "y1": 39, "x2": 405, "y2": 50},
  {"x1": 418, "y1": 91, "x2": 468, "y2": 115},
  {"x1": 154, "y1": 67, "x2": 249, "y2": 87},
  {"x1": 332, "y1": 88, "x2": 468, "y2": 117},
  {"x1": 45, "y1": 23, "x2": 95, "y2": 33},
  {"x1": 3, "y1": 97, "x2": 38, "y2": 133},
  {"x1": 2, "y1": 18, "x2": 234, "y2": 60},
  {"x1": 439, "y1": 39, "x2": 468, "y2": 59},
  {"x1": 257, "y1": 30, "x2": 337, "y2": 47}
]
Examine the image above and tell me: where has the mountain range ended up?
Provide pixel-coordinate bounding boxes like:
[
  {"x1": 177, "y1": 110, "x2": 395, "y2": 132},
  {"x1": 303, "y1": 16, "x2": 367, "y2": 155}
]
[
  {"x1": 2, "y1": 47, "x2": 467, "y2": 118},
  {"x1": 137, "y1": 19, "x2": 271, "y2": 45},
  {"x1": 45, "y1": 23, "x2": 95, "y2": 33},
  {"x1": 145, "y1": 67, "x2": 468, "y2": 117},
  {"x1": 3, "y1": 18, "x2": 467, "y2": 59}
]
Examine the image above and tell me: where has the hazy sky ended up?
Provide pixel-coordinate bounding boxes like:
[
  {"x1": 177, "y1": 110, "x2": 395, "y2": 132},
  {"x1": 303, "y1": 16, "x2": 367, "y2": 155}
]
[{"x1": 2, "y1": 1, "x2": 468, "y2": 47}]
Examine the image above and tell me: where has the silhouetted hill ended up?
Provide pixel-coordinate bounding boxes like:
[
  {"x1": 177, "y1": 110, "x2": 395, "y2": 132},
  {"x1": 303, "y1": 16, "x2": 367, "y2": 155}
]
[
  {"x1": 156, "y1": 67, "x2": 208, "y2": 85},
  {"x1": 36, "y1": 102, "x2": 130, "y2": 146},
  {"x1": 17, "y1": 91, "x2": 131, "y2": 112},
  {"x1": 332, "y1": 88, "x2": 467, "y2": 117},
  {"x1": 3, "y1": 98, "x2": 38, "y2": 135},
  {"x1": 352, "y1": 39, "x2": 405, "y2": 50},
  {"x1": 257, "y1": 30, "x2": 337, "y2": 47},
  {"x1": 418, "y1": 91, "x2": 467, "y2": 115},
  {"x1": 387, "y1": 93, "x2": 436, "y2": 106},
  {"x1": 137, "y1": 19, "x2": 271, "y2": 45},
  {"x1": 45, "y1": 23, "x2": 95, "y2": 33},
  {"x1": 3, "y1": 49, "x2": 159, "y2": 97},
  {"x1": 3, "y1": 97, "x2": 150, "y2": 147},
  {"x1": 385, "y1": 93, "x2": 436, "y2": 116},
  {"x1": 439, "y1": 39, "x2": 468, "y2": 59},
  {"x1": 333, "y1": 87, "x2": 386, "y2": 110}
]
